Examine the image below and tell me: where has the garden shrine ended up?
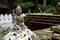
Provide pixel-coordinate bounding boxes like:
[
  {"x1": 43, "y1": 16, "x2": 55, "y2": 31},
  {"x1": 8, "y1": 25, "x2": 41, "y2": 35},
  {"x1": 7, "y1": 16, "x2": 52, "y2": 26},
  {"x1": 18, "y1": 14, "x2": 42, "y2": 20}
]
[{"x1": 0, "y1": 0, "x2": 60, "y2": 40}]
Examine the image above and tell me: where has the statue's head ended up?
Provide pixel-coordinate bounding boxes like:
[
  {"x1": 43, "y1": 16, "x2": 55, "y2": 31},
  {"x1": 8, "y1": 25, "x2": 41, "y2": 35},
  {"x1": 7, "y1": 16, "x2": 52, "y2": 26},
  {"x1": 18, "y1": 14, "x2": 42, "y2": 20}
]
[{"x1": 16, "y1": 5, "x2": 22, "y2": 15}]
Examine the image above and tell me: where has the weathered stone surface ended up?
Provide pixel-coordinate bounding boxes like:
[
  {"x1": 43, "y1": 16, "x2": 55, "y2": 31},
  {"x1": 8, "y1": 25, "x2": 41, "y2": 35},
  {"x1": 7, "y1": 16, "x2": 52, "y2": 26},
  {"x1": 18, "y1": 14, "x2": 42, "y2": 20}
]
[{"x1": 51, "y1": 25, "x2": 60, "y2": 33}]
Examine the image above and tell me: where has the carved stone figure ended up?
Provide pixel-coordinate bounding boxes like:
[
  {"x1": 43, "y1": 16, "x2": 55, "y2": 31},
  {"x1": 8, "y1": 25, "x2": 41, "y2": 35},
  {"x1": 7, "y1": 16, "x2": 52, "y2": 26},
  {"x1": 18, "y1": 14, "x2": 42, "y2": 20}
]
[
  {"x1": 13, "y1": 5, "x2": 27, "y2": 31},
  {"x1": 56, "y1": 0, "x2": 60, "y2": 12}
]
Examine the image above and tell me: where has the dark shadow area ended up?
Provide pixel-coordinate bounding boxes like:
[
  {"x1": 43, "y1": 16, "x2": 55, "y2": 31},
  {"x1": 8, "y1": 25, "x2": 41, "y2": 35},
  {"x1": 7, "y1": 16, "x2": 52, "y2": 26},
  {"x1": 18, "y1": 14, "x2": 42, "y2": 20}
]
[{"x1": 0, "y1": 8, "x2": 10, "y2": 15}]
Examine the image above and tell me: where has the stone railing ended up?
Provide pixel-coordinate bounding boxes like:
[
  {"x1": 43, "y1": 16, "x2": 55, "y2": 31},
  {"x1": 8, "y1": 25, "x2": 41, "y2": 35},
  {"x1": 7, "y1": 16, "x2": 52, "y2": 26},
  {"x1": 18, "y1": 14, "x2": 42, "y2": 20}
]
[
  {"x1": 24, "y1": 13, "x2": 60, "y2": 30},
  {"x1": 0, "y1": 14, "x2": 13, "y2": 24}
]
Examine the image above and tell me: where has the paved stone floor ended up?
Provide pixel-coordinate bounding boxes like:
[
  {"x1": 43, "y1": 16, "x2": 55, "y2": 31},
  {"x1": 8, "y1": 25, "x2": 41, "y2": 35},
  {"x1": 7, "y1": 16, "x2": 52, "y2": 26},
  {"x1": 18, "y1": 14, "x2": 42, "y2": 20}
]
[{"x1": 33, "y1": 28, "x2": 60, "y2": 40}]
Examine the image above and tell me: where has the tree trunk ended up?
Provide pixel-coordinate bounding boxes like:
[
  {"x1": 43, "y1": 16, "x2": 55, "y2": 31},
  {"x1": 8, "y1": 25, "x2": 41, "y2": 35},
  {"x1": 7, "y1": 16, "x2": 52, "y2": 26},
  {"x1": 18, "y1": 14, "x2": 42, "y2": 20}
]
[
  {"x1": 43, "y1": 0, "x2": 46, "y2": 6},
  {"x1": 35, "y1": 0, "x2": 38, "y2": 9}
]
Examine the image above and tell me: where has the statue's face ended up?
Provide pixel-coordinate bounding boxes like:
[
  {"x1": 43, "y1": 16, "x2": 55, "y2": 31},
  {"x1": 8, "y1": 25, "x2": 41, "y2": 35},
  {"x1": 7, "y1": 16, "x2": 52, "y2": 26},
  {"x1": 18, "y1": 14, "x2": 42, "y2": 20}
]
[
  {"x1": 16, "y1": 5, "x2": 22, "y2": 15},
  {"x1": 16, "y1": 13, "x2": 21, "y2": 15}
]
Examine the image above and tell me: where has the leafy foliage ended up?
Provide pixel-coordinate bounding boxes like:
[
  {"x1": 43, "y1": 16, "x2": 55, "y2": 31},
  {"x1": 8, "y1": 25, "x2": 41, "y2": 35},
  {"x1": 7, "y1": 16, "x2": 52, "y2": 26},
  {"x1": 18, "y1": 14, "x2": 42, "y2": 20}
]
[
  {"x1": 38, "y1": 4, "x2": 57, "y2": 13},
  {"x1": 2, "y1": 31, "x2": 8, "y2": 35},
  {"x1": 47, "y1": 0, "x2": 56, "y2": 6},
  {"x1": 14, "y1": 0, "x2": 56, "y2": 13},
  {"x1": 14, "y1": 1, "x2": 34, "y2": 12}
]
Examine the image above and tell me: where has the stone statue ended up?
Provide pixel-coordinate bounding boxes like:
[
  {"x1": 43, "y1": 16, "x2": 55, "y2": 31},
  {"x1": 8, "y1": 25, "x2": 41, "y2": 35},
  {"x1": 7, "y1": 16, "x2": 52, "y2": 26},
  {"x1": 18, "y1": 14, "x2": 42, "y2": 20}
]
[
  {"x1": 13, "y1": 5, "x2": 27, "y2": 31},
  {"x1": 56, "y1": 0, "x2": 60, "y2": 12},
  {"x1": 3, "y1": 5, "x2": 36, "y2": 40}
]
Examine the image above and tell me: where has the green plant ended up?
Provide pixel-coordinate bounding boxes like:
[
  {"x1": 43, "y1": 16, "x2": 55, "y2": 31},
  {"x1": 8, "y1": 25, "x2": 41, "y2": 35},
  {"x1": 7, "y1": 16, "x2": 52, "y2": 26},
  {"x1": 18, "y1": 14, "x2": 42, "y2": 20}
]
[
  {"x1": 45, "y1": 5, "x2": 57, "y2": 13},
  {"x1": 2, "y1": 31, "x2": 8, "y2": 35},
  {"x1": 38, "y1": 4, "x2": 57, "y2": 13},
  {"x1": 14, "y1": 1, "x2": 34, "y2": 12}
]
